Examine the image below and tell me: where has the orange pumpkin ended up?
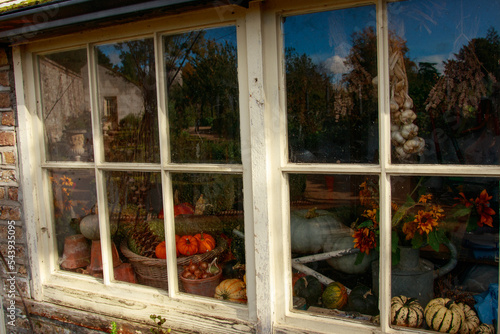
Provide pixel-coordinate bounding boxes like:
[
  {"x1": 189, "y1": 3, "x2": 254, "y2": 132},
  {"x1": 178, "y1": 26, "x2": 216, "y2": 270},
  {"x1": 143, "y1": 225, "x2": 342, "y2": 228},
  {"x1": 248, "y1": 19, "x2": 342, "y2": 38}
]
[
  {"x1": 214, "y1": 278, "x2": 247, "y2": 303},
  {"x1": 194, "y1": 232, "x2": 216, "y2": 253},
  {"x1": 174, "y1": 203, "x2": 195, "y2": 217},
  {"x1": 177, "y1": 235, "x2": 199, "y2": 256},
  {"x1": 155, "y1": 241, "x2": 167, "y2": 259}
]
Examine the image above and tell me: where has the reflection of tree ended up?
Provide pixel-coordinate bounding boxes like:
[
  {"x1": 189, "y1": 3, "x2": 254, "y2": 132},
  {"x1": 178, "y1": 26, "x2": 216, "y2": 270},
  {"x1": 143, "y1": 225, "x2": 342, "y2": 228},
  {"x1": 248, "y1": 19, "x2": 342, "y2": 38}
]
[
  {"x1": 286, "y1": 48, "x2": 331, "y2": 155},
  {"x1": 168, "y1": 31, "x2": 240, "y2": 163}
]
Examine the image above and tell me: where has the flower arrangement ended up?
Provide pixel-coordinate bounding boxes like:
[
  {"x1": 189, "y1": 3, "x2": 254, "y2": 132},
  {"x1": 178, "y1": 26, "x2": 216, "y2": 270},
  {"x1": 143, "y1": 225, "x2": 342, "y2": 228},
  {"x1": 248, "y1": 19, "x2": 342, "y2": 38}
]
[{"x1": 351, "y1": 179, "x2": 496, "y2": 264}]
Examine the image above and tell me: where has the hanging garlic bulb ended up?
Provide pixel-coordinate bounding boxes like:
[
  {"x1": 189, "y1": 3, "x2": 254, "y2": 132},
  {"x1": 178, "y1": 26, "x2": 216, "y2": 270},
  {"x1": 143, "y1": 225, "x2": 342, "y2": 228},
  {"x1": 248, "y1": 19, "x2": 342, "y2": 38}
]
[{"x1": 389, "y1": 44, "x2": 425, "y2": 162}]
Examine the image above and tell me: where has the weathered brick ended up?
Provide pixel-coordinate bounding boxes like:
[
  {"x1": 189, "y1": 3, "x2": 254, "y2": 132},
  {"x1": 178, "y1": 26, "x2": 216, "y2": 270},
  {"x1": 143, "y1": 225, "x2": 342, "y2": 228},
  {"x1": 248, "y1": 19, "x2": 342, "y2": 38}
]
[
  {"x1": 2, "y1": 112, "x2": 14, "y2": 126},
  {"x1": 0, "y1": 225, "x2": 23, "y2": 241},
  {"x1": 0, "y1": 49, "x2": 7, "y2": 66},
  {"x1": 8, "y1": 188, "x2": 18, "y2": 201},
  {"x1": 8, "y1": 207, "x2": 21, "y2": 221},
  {"x1": 0, "y1": 132, "x2": 15, "y2": 146},
  {"x1": 0, "y1": 72, "x2": 9, "y2": 87},
  {"x1": 3, "y1": 151, "x2": 15, "y2": 165},
  {"x1": 0, "y1": 187, "x2": 5, "y2": 200},
  {"x1": 0, "y1": 170, "x2": 16, "y2": 183},
  {"x1": 0, "y1": 92, "x2": 10, "y2": 108}
]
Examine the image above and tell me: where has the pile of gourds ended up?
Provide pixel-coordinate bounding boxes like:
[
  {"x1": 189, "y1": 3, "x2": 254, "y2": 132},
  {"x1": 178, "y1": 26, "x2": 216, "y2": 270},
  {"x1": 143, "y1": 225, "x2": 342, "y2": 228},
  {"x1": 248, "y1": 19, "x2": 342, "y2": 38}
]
[{"x1": 292, "y1": 274, "x2": 495, "y2": 334}]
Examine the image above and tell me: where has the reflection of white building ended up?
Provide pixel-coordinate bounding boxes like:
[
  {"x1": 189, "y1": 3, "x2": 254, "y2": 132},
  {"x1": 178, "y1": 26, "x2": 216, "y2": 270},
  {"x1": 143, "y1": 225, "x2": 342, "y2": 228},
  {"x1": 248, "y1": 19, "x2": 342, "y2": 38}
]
[{"x1": 39, "y1": 56, "x2": 143, "y2": 144}]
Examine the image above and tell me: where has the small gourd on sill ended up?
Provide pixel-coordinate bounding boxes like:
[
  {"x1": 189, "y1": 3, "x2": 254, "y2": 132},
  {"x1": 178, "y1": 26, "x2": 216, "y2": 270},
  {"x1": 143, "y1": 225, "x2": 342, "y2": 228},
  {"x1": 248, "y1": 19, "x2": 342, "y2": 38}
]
[
  {"x1": 347, "y1": 284, "x2": 379, "y2": 316},
  {"x1": 322, "y1": 282, "x2": 348, "y2": 310},
  {"x1": 390, "y1": 295, "x2": 424, "y2": 328},
  {"x1": 293, "y1": 275, "x2": 323, "y2": 307},
  {"x1": 459, "y1": 302, "x2": 480, "y2": 334},
  {"x1": 424, "y1": 298, "x2": 465, "y2": 334}
]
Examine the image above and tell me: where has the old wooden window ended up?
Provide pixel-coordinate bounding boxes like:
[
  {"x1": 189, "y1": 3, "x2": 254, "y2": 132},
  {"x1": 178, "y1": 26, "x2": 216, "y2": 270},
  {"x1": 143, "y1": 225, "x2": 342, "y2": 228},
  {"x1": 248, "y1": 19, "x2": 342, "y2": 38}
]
[{"x1": 14, "y1": 0, "x2": 500, "y2": 333}]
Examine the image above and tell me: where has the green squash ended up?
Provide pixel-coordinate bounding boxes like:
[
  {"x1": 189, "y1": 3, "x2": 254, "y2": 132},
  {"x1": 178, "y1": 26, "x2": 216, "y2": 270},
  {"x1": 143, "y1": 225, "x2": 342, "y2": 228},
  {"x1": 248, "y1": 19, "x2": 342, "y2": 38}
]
[
  {"x1": 347, "y1": 285, "x2": 379, "y2": 316},
  {"x1": 390, "y1": 295, "x2": 424, "y2": 328},
  {"x1": 290, "y1": 208, "x2": 349, "y2": 254},
  {"x1": 322, "y1": 282, "x2": 348, "y2": 310},
  {"x1": 424, "y1": 298, "x2": 464, "y2": 334},
  {"x1": 293, "y1": 275, "x2": 323, "y2": 307}
]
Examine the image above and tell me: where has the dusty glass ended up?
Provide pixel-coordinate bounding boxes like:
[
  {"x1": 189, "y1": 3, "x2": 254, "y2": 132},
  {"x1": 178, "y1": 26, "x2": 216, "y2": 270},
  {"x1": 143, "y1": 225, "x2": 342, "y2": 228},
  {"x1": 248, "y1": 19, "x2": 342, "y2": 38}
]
[
  {"x1": 289, "y1": 173, "x2": 380, "y2": 324},
  {"x1": 50, "y1": 169, "x2": 97, "y2": 274},
  {"x1": 39, "y1": 49, "x2": 93, "y2": 162},
  {"x1": 165, "y1": 26, "x2": 241, "y2": 164},
  {"x1": 388, "y1": 0, "x2": 500, "y2": 164},
  {"x1": 171, "y1": 173, "x2": 245, "y2": 302},
  {"x1": 96, "y1": 38, "x2": 160, "y2": 163},
  {"x1": 284, "y1": 6, "x2": 378, "y2": 163}
]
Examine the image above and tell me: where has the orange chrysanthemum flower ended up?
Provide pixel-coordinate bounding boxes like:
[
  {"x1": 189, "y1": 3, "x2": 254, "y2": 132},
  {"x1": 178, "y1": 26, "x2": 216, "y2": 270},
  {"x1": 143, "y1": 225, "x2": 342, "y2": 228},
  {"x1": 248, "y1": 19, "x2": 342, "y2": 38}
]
[
  {"x1": 418, "y1": 194, "x2": 432, "y2": 203},
  {"x1": 352, "y1": 227, "x2": 377, "y2": 255},
  {"x1": 414, "y1": 210, "x2": 439, "y2": 235}
]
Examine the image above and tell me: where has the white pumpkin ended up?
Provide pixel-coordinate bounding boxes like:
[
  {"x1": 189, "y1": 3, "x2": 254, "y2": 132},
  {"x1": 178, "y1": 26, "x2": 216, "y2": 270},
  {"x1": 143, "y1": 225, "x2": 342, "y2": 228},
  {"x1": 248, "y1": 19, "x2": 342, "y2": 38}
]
[
  {"x1": 323, "y1": 231, "x2": 374, "y2": 274},
  {"x1": 290, "y1": 208, "x2": 349, "y2": 254}
]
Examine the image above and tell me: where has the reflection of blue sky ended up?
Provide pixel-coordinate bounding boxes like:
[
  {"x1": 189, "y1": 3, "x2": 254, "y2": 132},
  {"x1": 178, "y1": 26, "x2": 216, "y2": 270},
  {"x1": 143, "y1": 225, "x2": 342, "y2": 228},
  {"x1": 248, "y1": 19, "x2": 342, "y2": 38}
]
[
  {"x1": 98, "y1": 25, "x2": 236, "y2": 68},
  {"x1": 284, "y1": 5, "x2": 375, "y2": 81},
  {"x1": 284, "y1": 0, "x2": 500, "y2": 76}
]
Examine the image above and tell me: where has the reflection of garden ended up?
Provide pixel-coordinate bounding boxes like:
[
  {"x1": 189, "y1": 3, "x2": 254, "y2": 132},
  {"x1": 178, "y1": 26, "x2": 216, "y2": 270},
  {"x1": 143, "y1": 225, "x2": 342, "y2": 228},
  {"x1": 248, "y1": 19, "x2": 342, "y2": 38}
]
[{"x1": 286, "y1": 26, "x2": 500, "y2": 165}]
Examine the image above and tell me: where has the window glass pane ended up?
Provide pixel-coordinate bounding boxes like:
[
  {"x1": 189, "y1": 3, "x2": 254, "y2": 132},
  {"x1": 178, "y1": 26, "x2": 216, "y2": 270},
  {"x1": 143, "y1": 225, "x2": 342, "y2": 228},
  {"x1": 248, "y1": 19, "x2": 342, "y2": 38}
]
[
  {"x1": 290, "y1": 174, "x2": 379, "y2": 326},
  {"x1": 50, "y1": 169, "x2": 97, "y2": 274},
  {"x1": 39, "y1": 49, "x2": 93, "y2": 162},
  {"x1": 165, "y1": 26, "x2": 241, "y2": 164},
  {"x1": 106, "y1": 171, "x2": 164, "y2": 288},
  {"x1": 171, "y1": 173, "x2": 245, "y2": 302},
  {"x1": 388, "y1": 0, "x2": 500, "y2": 164},
  {"x1": 388, "y1": 176, "x2": 498, "y2": 332},
  {"x1": 96, "y1": 38, "x2": 160, "y2": 163},
  {"x1": 284, "y1": 6, "x2": 378, "y2": 163}
]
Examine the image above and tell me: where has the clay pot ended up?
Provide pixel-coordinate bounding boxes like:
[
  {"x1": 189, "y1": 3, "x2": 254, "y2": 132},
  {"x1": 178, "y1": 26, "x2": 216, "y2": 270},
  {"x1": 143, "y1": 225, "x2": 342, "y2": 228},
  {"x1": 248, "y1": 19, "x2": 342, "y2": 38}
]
[{"x1": 60, "y1": 234, "x2": 91, "y2": 270}]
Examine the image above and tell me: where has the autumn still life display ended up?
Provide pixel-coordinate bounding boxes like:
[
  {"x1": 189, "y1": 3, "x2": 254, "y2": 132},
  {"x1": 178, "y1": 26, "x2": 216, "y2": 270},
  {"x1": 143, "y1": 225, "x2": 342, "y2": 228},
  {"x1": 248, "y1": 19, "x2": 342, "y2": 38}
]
[{"x1": 352, "y1": 179, "x2": 497, "y2": 264}]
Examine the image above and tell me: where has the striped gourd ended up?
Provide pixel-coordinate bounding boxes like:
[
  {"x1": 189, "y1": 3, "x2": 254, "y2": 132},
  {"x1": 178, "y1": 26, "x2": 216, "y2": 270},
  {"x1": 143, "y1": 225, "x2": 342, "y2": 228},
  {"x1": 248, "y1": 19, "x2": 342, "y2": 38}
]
[
  {"x1": 459, "y1": 303, "x2": 480, "y2": 333},
  {"x1": 424, "y1": 298, "x2": 464, "y2": 334},
  {"x1": 390, "y1": 295, "x2": 424, "y2": 328},
  {"x1": 475, "y1": 323, "x2": 495, "y2": 334}
]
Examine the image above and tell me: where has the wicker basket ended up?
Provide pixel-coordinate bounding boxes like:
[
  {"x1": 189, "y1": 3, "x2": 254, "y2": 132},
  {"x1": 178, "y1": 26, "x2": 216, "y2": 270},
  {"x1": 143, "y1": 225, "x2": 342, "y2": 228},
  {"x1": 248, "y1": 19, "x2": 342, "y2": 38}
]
[{"x1": 120, "y1": 237, "x2": 227, "y2": 290}]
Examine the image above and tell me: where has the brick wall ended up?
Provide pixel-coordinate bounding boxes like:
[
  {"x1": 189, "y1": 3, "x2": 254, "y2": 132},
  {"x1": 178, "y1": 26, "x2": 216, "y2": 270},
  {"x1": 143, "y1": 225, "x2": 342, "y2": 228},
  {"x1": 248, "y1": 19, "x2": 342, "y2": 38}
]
[{"x1": 0, "y1": 45, "x2": 33, "y2": 333}]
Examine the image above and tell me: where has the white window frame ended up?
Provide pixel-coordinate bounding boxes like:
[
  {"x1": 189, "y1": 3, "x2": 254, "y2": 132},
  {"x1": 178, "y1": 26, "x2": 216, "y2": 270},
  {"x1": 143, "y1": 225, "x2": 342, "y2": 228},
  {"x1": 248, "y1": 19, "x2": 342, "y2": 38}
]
[{"x1": 13, "y1": 0, "x2": 500, "y2": 333}]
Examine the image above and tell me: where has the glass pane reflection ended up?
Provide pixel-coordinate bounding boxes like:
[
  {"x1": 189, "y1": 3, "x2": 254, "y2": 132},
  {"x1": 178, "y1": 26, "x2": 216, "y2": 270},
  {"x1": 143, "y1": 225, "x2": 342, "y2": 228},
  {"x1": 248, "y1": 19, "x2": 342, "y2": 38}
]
[
  {"x1": 389, "y1": 0, "x2": 500, "y2": 164},
  {"x1": 388, "y1": 176, "x2": 498, "y2": 332},
  {"x1": 39, "y1": 50, "x2": 93, "y2": 162},
  {"x1": 165, "y1": 26, "x2": 241, "y2": 164},
  {"x1": 51, "y1": 169, "x2": 97, "y2": 274},
  {"x1": 290, "y1": 174, "x2": 379, "y2": 325},
  {"x1": 106, "y1": 171, "x2": 164, "y2": 288},
  {"x1": 171, "y1": 173, "x2": 246, "y2": 302},
  {"x1": 96, "y1": 38, "x2": 160, "y2": 163},
  {"x1": 284, "y1": 6, "x2": 378, "y2": 163}
]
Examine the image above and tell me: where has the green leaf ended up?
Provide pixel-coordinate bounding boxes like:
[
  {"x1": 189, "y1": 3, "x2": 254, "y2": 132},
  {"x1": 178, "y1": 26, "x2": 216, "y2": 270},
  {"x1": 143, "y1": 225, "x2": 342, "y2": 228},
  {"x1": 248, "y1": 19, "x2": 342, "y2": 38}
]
[
  {"x1": 391, "y1": 231, "x2": 399, "y2": 253},
  {"x1": 392, "y1": 200, "x2": 415, "y2": 227},
  {"x1": 452, "y1": 207, "x2": 472, "y2": 218},
  {"x1": 392, "y1": 247, "x2": 400, "y2": 266},
  {"x1": 358, "y1": 220, "x2": 374, "y2": 229},
  {"x1": 466, "y1": 213, "x2": 479, "y2": 232},
  {"x1": 411, "y1": 233, "x2": 424, "y2": 249},
  {"x1": 428, "y1": 231, "x2": 440, "y2": 252},
  {"x1": 354, "y1": 252, "x2": 365, "y2": 265}
]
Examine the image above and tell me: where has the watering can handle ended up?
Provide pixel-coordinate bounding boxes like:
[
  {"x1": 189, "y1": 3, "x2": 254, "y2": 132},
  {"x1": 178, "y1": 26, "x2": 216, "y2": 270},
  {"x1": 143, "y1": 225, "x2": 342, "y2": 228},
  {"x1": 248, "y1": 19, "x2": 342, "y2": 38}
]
[{"x1": 433, "y1": 241, "x2": 458, "y2": 279}]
